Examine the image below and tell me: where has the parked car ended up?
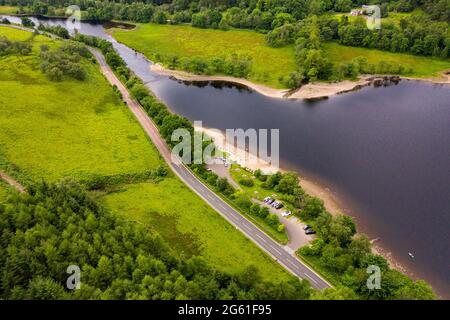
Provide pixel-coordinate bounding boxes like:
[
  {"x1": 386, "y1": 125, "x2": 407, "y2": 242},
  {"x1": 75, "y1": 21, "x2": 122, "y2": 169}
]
[
  {"x1": 303, "y1": 225, "x2": 311, "y2": 230},
  {"x1": 281, "y1": 211, "x2": 292, "y2": 217},
  {"x1": 305, "y1": 228, "x2": 316, "y2": 235},
  {"x1": 275, "y1": 203, "x2": 284, "y2": 209},
  {"x1": 267, "y1": 198, "x2": 275, "y2": 204},
  {"x1": 271, "y1": 201, "x2": 279, "y2": 207}
]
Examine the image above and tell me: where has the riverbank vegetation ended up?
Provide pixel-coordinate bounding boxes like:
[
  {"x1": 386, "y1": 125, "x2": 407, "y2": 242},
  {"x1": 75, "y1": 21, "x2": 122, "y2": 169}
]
[
  {"x1": 111, "y1": 19, "x2": 449, "y2": 89},
  {"x1": 112, "y1": 23, "x2": 296, "y2": 88},
  {"x1": 2, "y1": 1, "x2": 449, "y2": 87},
  {"x1": 229, "y1": 165, "x2": 437, "y2": 299},
  {"x1": 0, "y1": 26, "x2": 295, "y2": 287}
]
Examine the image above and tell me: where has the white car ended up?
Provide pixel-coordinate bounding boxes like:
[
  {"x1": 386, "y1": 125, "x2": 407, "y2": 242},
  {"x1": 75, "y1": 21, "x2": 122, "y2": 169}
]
[{"x1": 281, "y1": 211, "x2": 292, "y2": 217}]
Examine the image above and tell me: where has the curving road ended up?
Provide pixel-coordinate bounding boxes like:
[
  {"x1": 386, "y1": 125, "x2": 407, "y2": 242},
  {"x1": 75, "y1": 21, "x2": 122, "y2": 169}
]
[{"x1": 90, "y1": 48, "x2": 331, "y2": 290}]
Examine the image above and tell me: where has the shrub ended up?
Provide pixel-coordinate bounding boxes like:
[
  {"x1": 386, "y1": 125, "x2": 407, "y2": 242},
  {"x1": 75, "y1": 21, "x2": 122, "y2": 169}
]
[
  {"x1": 239, "y1": 178, "x2": 254, "y2": 187},
  {"x1": 258, "y1": 207, "x2": 270, "y2": 218}
]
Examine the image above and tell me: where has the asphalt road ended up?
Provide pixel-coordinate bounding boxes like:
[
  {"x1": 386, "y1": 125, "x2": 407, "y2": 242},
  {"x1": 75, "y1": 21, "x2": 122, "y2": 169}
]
[{"x1": 90, "y1": 48, "x2": 331, "y2": 290}]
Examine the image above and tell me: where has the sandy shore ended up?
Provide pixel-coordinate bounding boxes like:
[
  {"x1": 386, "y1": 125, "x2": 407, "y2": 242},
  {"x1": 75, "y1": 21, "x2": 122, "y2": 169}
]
[
  {"x1": 151, "y1": 63, "x2": 450, "y2": 100},
  {"x1": 196, "y1": 125, "x2": 411, "y2": 274}
]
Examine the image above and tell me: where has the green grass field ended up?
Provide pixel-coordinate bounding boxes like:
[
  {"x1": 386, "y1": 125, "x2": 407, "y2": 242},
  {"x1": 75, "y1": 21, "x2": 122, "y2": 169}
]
[
  {"x1": 324, "y1": 42, "x2": 450, "y2": 78},
  {"x1": 100, "y1": 180, "x2": 292, "y2": 281},
  {"x1": 111, "y1": 23, "x2": 297, "y2": 88},
  {"x1": 0, "y1": 26, "x2": 292, "y2": 283},
  {"x1": 0, "y1": 5, "x2": 18, "y2": 14},
  {"x1": 0, "y1": 26, "x2": 162, "y2": 182}
]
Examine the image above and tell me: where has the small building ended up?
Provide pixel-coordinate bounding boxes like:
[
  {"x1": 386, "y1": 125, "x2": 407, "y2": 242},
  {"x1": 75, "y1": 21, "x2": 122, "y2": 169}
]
[{"x1": 350, "y1": 9, "x2": 364, "y2": 16}]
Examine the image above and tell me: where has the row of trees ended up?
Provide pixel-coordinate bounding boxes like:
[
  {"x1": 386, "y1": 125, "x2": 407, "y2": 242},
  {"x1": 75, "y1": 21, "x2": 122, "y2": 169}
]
[
  {"x1": 0, "y1": 180, "x2": 312, "y2": 299},
  {"x1": 154, "y1": 52, "x2": 253, "y2": 78},
  {"x1": 3, "y1": 0, "x2": 447, "y2": 25},
  {"x1": 336, "y1": 15, "x2": 449, "y2": 58},
  {"x1": 37, "y1": 23, "x2": 70, "y2": 38},
  {"x1": 267, "y1": 12, "x2": 449, "y2": 57}
]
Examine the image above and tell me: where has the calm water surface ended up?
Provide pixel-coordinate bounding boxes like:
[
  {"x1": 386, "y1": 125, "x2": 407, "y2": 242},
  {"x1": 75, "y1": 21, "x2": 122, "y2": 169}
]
[{"x1": 3, "y1": 16, "x2": 449, "y2": 297}]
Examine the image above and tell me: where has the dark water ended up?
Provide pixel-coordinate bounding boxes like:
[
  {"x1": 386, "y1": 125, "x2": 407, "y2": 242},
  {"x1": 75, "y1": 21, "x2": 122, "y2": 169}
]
[{"x1": 3, "y1": 16, "x2": 449, "y2": 297}]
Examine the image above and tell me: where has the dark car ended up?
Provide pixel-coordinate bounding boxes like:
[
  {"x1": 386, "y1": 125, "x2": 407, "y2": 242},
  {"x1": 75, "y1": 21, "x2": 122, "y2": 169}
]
[
  {"x1": 275, "y1": 203, "x2": 284, "y2": 209},
  {"x1": 305, "y1": 228, "x2": 316, "y2": 235},
  {"x1": 267, "y1": 198, "x2": 275, "y2": 204}
]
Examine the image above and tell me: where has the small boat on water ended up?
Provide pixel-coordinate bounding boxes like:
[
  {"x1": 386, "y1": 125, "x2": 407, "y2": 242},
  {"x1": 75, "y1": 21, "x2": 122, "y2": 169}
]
[{"x1": 408, "y1": 252, "x2": 415, "y2": 259}]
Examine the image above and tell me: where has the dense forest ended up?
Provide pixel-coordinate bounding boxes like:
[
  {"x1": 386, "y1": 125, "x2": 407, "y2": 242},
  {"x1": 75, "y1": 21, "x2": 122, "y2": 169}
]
[
  {"x1": 0, "y1": 180, "x2": 313, "y2": 299},
  {"x1": 2, "y1": 1, "x2": 449, "y2": 22}
]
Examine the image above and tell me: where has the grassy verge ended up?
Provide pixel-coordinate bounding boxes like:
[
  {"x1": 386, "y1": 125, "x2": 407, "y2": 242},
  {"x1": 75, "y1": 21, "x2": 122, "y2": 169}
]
[
  {"x1": 324, "y1": 42, "x2": 450, "y2": 78},
  {"x1": 111, "y1": 23, "x2": 296, "y2": 88},
  {"x1": 297, "y1": 251, "x2": 341, "y2": 287},
  {"x1": 0, "y1": 26, "x2": 294, "y2": 283}
]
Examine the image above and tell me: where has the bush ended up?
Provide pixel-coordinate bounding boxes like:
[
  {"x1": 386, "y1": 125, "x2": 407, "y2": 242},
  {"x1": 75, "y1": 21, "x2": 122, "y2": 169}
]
[
  {"x1": 39, "y1": 43, "x2": 87, "y2": 81},
  {"x1": 21, "y1": 17, "x2": 35, "y2": 28},
  {"x1": 0, "y1": 36, "x2": 32, "y2": 56},
  {"x1": 258, "y1": 206, "x2": 270, "y2": 218},
  {"x1": 239, "y1": 178, "x2": 254, "y2": 187}
]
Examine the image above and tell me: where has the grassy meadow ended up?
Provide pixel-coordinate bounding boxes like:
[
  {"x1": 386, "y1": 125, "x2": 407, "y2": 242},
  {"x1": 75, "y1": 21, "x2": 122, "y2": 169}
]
[
  {"x1": 0, "y1": 5, "x2": 18, "y2": 14},
  {"x1": 324, "y1": 42, "x2": 450, "y2": 78},
  {"x1": 0, "y1": 26, "x2": 292, "y2": 282},
  {"x1": 0, "y1": 26, "x2": 162, "y2": 182},
  {"x1": 111, "y1": 23, "x2": 297, "y2": 88},
  {"x1": 100, "y1": 180, "x2": 292, "y2": 282}
]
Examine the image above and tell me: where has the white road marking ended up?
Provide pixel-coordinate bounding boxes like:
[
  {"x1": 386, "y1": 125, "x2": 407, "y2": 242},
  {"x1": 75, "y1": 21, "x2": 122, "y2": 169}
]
[
  {"x1": 255, "y1": 234, "x2": 267, "y2": 243},
  {"x1": 270, "y1": 245, "x2": 283, "y2": 255},
  {"x1": 305, "y1": 273, "x2": 318, "y2": 284}
]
